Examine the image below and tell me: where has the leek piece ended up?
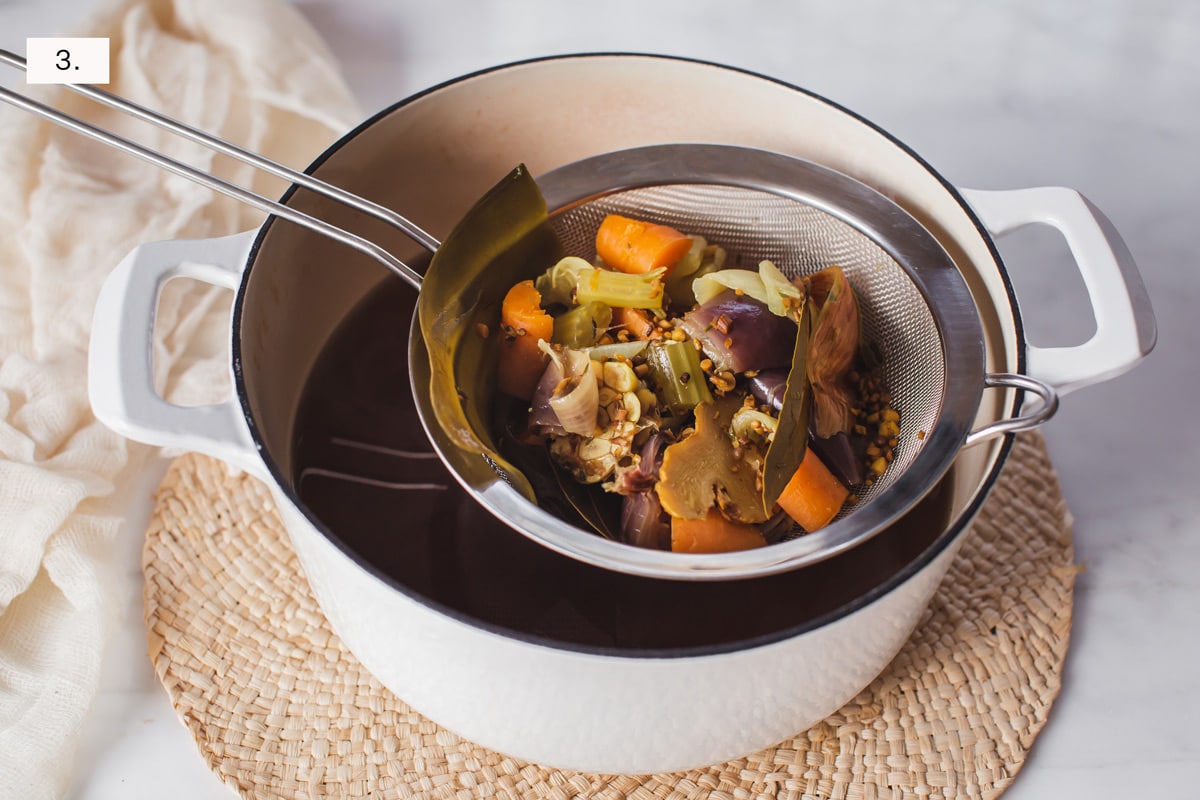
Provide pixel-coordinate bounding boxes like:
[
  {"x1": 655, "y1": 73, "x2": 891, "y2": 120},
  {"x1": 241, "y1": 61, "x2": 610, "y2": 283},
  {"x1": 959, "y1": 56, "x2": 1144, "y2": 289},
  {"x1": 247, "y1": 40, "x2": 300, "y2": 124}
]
[
  {"x1": 586, "y1": 340, "x2": 649, "y2": 361},
  {"x1": 731, "y1": 406, "x2": 779, "y2": 444},
  {"x1": 535, "y1": 256, "x2": 592, "y2": 307},
  {"x1": 552, "y1": 301, "x2": 612, "y2": 348},
  {"x1": 645, "y1": 340, "x2": 713, "y2": 416},
  {"x1": 692, "y1": 259, "x2": 802, "y2": 316},
  {"x1": 666, "y1": 240, "x2": 725, "y2": 307},
  {"x1": 759, "y1": 260, "x2": 803, "y2": 317},
  {"x1": 575, "y1": 265, "x2": 667, "y2": 310},
  {"x1": 539, "y1": 342, "x2": 600, "y2": 436}
]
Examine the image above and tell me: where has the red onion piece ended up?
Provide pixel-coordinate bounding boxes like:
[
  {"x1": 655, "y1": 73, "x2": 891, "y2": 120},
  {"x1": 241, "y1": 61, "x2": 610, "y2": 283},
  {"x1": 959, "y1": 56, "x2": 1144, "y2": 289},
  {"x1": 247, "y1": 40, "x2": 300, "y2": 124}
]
[
  {"x1": 677, "y1": 290, "x2": 796, "y2": 374},
  {"x1": 613, "y1": 434, "x2": 671, "y2": 549},
  {"x1": 747, "y1": 368, "x2": 789, "y2": 412}
]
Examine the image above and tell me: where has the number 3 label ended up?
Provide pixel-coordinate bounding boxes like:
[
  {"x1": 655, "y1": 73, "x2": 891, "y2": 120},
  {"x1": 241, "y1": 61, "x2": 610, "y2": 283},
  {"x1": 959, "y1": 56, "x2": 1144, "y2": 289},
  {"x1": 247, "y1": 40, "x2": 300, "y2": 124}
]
[{"x1": 26, "y1": 38, "x2": 110, "y2": 85}]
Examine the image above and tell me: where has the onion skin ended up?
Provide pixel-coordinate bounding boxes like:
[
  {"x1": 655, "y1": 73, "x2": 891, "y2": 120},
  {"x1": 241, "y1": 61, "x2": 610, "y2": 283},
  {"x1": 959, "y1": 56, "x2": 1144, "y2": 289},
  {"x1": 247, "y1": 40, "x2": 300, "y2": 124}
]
[
  {"x1": 613, "y1": 434, "x2": 671, "y2": 549},
  {"x1": 621, "y1": 491, "x2": 671, "y2": 550},
  {"x1": 548, "y1": 349, "x2": 599, "y2": 435},
  {"x1": 528, "y1": 358, "x2": 566, "y2": 435},
  {"x1": 677, "y1": 290, "x2": 795, "y2": 374},
  {"x1": 528, "y1": 346, "x2": 597, "y2": 436},
  {"x1": 806, "y1": 267, "x2": 860, "y2": 438}
]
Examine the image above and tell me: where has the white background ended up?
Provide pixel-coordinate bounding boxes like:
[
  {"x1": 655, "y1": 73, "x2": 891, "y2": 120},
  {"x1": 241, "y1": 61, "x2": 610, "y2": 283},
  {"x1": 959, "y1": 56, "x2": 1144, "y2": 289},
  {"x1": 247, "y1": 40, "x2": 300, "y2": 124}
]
[{"x1": 1, "y1": 1, "x2": 1198, "y2": 798}]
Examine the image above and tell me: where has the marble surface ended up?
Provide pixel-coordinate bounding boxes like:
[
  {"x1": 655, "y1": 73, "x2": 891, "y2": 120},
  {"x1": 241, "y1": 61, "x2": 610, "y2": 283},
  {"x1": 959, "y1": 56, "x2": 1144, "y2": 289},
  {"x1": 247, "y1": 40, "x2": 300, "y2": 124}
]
[{"x1": 2, "y1": 0, "x2": 1198, "y2": 797}]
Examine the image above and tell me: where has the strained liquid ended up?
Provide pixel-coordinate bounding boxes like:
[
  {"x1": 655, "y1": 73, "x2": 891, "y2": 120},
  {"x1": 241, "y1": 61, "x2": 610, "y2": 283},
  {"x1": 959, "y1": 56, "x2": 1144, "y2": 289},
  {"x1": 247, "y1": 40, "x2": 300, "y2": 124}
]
[{"x1": 290, "y1": 278, "x2": 955, "y2": 652}]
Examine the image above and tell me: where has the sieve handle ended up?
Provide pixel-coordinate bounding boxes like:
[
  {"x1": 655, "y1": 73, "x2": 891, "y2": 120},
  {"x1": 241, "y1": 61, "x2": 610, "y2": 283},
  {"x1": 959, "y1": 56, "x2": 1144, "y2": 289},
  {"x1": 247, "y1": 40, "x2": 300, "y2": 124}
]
[
  {"x1": 965, "y1": 373, "x2": 1059, "y2": 446},
  {"x1": 960, "y1": 187, "x2": 1156, "y2": 396},
  {"x1": 88, "y1": 230, "x2": 267, "y2": 478}
]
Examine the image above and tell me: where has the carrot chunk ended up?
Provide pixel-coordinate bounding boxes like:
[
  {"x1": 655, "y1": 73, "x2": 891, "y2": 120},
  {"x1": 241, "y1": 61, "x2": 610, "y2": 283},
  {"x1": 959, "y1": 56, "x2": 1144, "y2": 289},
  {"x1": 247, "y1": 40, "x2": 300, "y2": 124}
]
[
  {"x1": 497, "y1": 280, "x2": 554, "y2": 400},
  {"x1": 775, "y1": 448, "x2": 850, "y2": 532},
  {"x1": 612, "y1": 305, "x2": 657, "y2": 339},
  {"x1": 596, "y1": 214, "x2": 694, "y2": 275},
  {"x1": 671, "y1": 509, "x2": 768, "y2": 553}
]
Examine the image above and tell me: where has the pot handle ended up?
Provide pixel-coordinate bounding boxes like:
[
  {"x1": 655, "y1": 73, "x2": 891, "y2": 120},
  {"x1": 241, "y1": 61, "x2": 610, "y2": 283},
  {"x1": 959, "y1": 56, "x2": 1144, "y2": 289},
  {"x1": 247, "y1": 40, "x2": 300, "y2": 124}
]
[
  {"x1": 959, "y1": 187, "x2": 1156, "y2": 396},
  {"x1": 88, "y1": 230, "x2": 266, "y2": 478}
]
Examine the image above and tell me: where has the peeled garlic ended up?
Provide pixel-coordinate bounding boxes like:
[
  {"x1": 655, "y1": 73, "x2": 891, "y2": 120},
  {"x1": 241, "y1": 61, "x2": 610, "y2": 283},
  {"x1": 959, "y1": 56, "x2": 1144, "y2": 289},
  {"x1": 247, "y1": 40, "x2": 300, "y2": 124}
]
[
  {"x1": 622, "y1": 391, "x2": 642, "y2": 423},
  {"x1": 602, "y1": 360, "x2": 638, "y2": 392}
]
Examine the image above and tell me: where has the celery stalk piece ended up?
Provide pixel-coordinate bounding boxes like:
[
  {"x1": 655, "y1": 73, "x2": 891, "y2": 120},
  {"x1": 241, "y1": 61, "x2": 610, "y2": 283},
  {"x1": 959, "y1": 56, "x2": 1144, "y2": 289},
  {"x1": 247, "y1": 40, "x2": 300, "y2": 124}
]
[
  {"x1": 645, "y1": 340, "x2": 714, "y2": 416},
  {"x1": 575, "y1": 265, "x2": 667, "y2": 310}
]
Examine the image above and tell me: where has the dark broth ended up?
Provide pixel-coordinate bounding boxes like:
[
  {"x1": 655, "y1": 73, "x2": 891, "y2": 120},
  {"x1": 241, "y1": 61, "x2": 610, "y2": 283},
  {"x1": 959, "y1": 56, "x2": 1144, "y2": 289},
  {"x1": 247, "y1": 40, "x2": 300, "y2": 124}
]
[{"x1": 291, "y1": 278, "x2": 955, "y2": 652}]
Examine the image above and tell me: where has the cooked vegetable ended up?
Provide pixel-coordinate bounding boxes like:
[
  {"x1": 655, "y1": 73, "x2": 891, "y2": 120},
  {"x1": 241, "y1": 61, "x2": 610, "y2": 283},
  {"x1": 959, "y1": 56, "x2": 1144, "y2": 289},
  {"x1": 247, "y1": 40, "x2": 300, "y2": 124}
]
[
  {"x1": 612, "y1": 305, "x2": 657, "y2": 339},
  {"x1": 692, "y1": 267, "x2": 766, "y2": 307},
  {"x1": 611, "y1": 432, "x2": 668, "y2": 496},
  {"x1": 497, "y1": 280, "x2": 555, "y2": 400},
  {"x1": 549, "y1": 419, "x2": 640, "y2": 483},
  {"x1": 775, "y1": 447, "x2": 849, "y2": 532},
  {"x1": 552, "y1": 301, "x2": 611, "y2": 348},
  {"x1": 677, "y1": 290, "x2": 796, "y2": 374},
  {"x1": 759, "y1": 260, "x2": 804, "y2": 317},
  {"x1": 664, "y1": 237, "x2": 725, "y2": 308},
  {"x1": 747, "y1": 369, "x2": 789, "y2": 411},
  {"x1": 730, "y1": 406, "x2": 778, "y2": 443},
  {"x1": 532, "y1": 344, "x2": 662, "y2": 486},
  {"x1": 527, "y1": 357, "x2": 567, "y2": 436},
  {"x1": 586, "y1": 340, "x2": 649, "y2": 361},
  {"x1": 576, "y1": 264, "x2": 667, "y2": 310},
  {"x1": 644, "y1": 340, "x2": 713, "y2": 416},
  {"x1": 492, "y1": 212, "x2": 893, "y2": 553},
  {"x1": 806, "y1": 266, "x2": 860, "y2": 438},
  {"x1": 601, "y1": 360, "x2": 639, "y2": 393},
  {"x1": 669, "y1": 236, "x2": 706, "y2": 280},
  {"x1": 655, "y1": 396, "x2": 769, "y2": 525},
  {"x1": 752, "y1": 369, "x2": 871, "y2": 487},
  {"x1": 596, "y1": 214, "x2": 694, "y2": 274},
  {"x1": 809, "y1": 431, "x2": 865, "y2": 487},
  {"x1": 623, "y1": 492, "x2": 671, "y2": 549},
  {"x1": 692, "y1": 260, "x2": 803, "y2": 316},
  {"x1": 612, "y1": 434, "x2": 670, "y2": 549},
  {"x1": 540, "y1": 342, "x2": 599, "y2": 436},
  {"x1": 805, "y1": 266, "x2": 836, "y2": 307},
  {"x1": 671, "y1": 509, "x2": 768, "y2": 553},
  {"x1": 535, "y1": 255, "x2": 591, "y2": 306}
]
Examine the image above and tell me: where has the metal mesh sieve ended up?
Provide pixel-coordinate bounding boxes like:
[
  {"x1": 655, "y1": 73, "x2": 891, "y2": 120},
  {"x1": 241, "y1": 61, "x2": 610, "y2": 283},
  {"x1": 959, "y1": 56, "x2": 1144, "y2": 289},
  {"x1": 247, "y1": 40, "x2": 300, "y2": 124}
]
[{"x1": 457, "y1": 142, "x2": 1063, "y2": 580}]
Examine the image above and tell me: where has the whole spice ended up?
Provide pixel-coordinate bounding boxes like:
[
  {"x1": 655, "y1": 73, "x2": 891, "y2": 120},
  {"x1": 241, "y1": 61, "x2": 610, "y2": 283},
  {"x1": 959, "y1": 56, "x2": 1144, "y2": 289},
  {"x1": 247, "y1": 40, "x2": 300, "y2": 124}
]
[{"x1": 851, "y1": 368, "x2": 900, "y2": 484}]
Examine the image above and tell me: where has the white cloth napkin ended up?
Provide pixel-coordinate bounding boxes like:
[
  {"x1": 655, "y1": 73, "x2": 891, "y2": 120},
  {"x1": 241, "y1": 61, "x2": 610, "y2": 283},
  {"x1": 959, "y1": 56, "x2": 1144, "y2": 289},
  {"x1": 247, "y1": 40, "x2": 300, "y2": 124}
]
[{"x1": 0, "y1": 1, "x2": 359, "y2": 797}]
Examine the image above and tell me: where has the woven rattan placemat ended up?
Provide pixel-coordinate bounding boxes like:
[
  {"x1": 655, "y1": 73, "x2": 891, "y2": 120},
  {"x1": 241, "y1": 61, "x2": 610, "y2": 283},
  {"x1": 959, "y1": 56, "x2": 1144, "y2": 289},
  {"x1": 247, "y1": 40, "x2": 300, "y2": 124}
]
[{"x1": 143, "y1": 432, "x2": 1075, "y2": 800}]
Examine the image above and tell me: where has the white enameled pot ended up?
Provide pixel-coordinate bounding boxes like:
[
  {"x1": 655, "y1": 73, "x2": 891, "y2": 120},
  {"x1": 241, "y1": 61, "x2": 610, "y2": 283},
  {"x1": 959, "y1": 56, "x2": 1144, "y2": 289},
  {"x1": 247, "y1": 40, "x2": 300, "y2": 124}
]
[{"x1": 88, "y1": 55, "x2": 1154, "y2": 773}]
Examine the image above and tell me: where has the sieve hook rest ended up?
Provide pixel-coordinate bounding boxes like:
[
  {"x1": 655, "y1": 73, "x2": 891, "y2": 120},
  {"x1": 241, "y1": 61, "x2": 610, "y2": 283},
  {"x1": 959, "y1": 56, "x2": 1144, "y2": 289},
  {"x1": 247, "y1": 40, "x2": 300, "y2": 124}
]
[{"x1": 963, "y1": 373, "x2": 1059, "y2": 447}]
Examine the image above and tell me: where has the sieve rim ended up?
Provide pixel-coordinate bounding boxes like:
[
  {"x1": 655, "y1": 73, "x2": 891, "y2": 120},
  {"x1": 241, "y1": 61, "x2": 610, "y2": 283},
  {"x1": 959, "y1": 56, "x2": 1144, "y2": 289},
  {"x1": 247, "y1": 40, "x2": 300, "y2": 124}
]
[{"x1": 436, "y1": 144, "x2": 986, "y2": 580}]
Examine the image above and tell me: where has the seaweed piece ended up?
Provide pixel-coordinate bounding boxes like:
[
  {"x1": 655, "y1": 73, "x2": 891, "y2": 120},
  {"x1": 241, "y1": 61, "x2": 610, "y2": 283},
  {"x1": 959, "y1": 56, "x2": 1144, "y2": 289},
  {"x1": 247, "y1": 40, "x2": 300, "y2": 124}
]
[{"x1": 417, "y1": 165, "x2": 562, "y2": 503}]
